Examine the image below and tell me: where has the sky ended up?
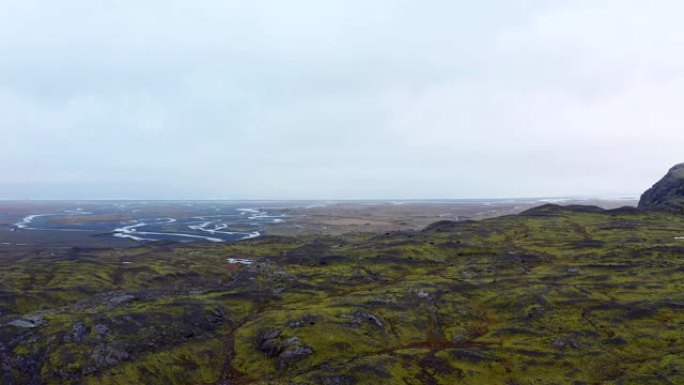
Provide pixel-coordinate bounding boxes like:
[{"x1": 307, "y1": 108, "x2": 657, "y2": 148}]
[{"x1": 1, "y1": 0, "x2": 683, "y2": 200}]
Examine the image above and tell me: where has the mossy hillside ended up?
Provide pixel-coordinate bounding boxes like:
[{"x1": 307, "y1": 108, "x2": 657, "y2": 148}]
[{"x1": 0, "y1": 206, "x2": 683, "y2": 384}]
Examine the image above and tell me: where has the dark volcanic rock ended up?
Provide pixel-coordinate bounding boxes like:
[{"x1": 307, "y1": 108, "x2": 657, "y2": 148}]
[
  {"x1": 256, "y1": 330, "x2": 283, "y2": 357},
  {"x1": 277, "y1": 344, "x2": 313, "y2": 369},
  {"x1": 639, "y1": 163, "x2": 684, "y2": 213},
  {"x1": 341, "y1": 311, "x2": 384, "y2": 329},
  {"x1": 255, "y1": 330, "x2": 314, "y2": 368},
  {"x1": 91, "y1": 343, "x2": 129, "y2": 367},
  {"x1": 287, "y1": 315, "x2": 319, "y2": 328},
  {"x1": 72, "y1": 321, "x2": 88, "y2": 343},
  {"x1": 93, "y1": 324, "x2": 109, "y2": 336},
  {"x1": 7, "y1": 314, "x2": 44, "y2": 329}
]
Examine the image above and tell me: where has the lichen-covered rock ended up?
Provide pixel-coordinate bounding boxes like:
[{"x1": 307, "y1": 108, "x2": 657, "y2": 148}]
[
  {"x1": 277, "y1": 344, "x2": 313, "y2": 369},
  {"x1": 93, "y1": 324, "x2": 109, "y2": 336},
  {"x1": 256, "y1": 330, "x2": 283, "y2": 357},
  {"x1": 7, "y1": 314, "x2": 44, "y2": 329},
  {"x1": 341, "y1": 311, "x2": 384, "y2": 328},
  {"x1": 287, "y1": 315, "x2": 318, "y2": 328},
  {"x1": 72, "y1": 321, "x2": 88, "y2": 342}
]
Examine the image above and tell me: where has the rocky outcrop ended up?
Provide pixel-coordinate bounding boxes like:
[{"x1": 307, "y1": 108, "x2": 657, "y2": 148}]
[
  {"x1": 255, "y1": 330, "x2": 314, "y2": 369},
  {"x1": 6, "y1": 314, "x2": 45, "y2": 329},
  {"x1": 639, "y1": 163, "x2": 684, "y2": 213}
]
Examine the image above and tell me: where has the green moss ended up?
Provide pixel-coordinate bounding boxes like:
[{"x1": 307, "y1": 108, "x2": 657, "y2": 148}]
[{"x1": 1, "y1": 208, "x2": 684, "y2": 383}]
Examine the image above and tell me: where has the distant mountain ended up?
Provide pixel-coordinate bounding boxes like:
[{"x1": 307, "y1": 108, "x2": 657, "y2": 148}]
[{"x1": 639, "y1": 163, "x2": 684, "y2": 213}]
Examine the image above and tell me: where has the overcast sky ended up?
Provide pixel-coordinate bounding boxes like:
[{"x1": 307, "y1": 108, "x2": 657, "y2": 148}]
[{"x1": 1, "y1": 1, "x2": 682, "y2": 199}]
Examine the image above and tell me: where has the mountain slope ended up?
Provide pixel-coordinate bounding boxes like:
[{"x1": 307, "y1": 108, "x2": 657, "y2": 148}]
[{"x1": 639, "y1": 163, "x2": 684, "y2": 213}]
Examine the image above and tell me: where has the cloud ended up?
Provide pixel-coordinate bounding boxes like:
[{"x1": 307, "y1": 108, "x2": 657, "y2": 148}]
[{"x1": 0, "y1": 1, "x2": 681, "y2": 199}]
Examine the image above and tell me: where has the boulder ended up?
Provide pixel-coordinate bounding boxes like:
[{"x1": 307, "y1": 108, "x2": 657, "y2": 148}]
[
  {"x1": 277, "y1": 344, "x2": 313, "y2": 369},
  {"x1": 73, "y1": 321, "x2": 88, "y2": 343},
  {"x1": 256, "y1": 330, "x2": 283, "y2": 357}
]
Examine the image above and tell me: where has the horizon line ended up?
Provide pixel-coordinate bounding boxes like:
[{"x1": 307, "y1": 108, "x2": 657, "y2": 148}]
[{"x1": 0, "y1": 196, "x2": 640, "y2": 202}]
